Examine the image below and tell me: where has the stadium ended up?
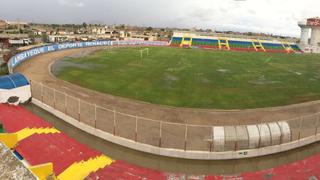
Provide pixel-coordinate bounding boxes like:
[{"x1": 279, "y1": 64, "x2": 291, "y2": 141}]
[{"x1": 1, "y1": 12, "x2": 320, "y2": 180}]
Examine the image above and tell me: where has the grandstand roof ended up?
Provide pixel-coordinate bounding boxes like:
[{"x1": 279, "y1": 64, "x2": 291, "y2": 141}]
[{"x1": 0, "y1": 73, "x2": 29, "y2": 90}]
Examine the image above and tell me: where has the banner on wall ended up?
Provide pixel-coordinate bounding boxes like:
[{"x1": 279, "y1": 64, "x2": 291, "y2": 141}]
[
  {"x1": 8, "y1": 40, "x2": 169, "y2": 73},
  {"x1": 8, "y1": 41, "x2": 113, "y2": 72}
]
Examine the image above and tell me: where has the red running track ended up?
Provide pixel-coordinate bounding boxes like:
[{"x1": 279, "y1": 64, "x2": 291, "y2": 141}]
[{"x1": 0, "y1": 104, "x2": 319, "y2": 179}]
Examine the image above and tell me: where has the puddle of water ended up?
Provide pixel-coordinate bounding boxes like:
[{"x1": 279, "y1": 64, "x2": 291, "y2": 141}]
[
  {"x1": 23, "y1": 103, "x2": 320, "y2": 176},
  {"x1": 51, "y1": 59, "x2": 98, "y2": 76}
]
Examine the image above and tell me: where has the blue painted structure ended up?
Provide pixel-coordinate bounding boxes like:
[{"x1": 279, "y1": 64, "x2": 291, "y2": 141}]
[
  {"x1": 7, "y1": 40, "x2": 169, "y2": 73},
  {"x1": 0, "y1": 73, "x2": 29, "y2": 90}
]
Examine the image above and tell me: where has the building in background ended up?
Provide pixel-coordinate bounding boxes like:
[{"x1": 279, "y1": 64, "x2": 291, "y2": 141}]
[
  {"x1": 0, "y1": 37, "x2": 10, "y2": 65},
  {"x1": 0, "y1": 20, "x2": 7, "y2": 32}
]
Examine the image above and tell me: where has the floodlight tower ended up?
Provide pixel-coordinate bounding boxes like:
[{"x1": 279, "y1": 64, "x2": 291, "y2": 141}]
[{"x1": 298, "y1": 20, "x2": 310, "y2": 46}]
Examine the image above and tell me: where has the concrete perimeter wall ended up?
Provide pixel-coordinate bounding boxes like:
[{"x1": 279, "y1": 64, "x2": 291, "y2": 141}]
[
  {"x1": 32, "y1": 97, "x2": 320, "y2": 160},
  {"x1": 7, "y1": 40, "x2": 169, "y2": 73}
]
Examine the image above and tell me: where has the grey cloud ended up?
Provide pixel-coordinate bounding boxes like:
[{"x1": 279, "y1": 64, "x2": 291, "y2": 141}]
[
  {"x1": 58, "y1": 0, "x2": 85, "y2": 8},
  {"x1": 0, "y1": 0, "x2": 319, "y2": 37}
]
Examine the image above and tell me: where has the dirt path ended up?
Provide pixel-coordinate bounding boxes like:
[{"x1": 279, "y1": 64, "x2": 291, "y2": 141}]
[{"x1": 15, "y1": 47, "x2": 320, "y2": 126}]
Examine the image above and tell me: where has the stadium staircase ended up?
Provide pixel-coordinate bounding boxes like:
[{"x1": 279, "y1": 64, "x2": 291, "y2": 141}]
[
  {"x1": 57, "y1": 155, "x2": 113, "y2": 180},
  {"x1": 87, "y1": 160, "x2": 166, "y2": 180},
  {"x1": 218, "y1": 38, "x2": 230, "y2": 50},
  {"x1": 180, "y1": 37, "x2": 193, "y2": 48},
  {"x1": 15, "y1": 127, "x2": 60, "y2": 141},
  {"x1": 252, "y1": 40, "x2": 266, "y2": 52},
  {"x1": 281, "y1": 42, "x2": 295, "y2": 53},
  {"x1": 0, "y1": 105, "x2": 52, "y2": 133},
  {"x1": 15, "y1": 133, "x2": 103, "y2": 175}
]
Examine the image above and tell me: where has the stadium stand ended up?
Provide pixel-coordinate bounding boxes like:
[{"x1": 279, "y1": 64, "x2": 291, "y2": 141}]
[
  {"x1": 15, "y1": 127, "x2": 60, "y2": 141},
  {"x1": 0, "y1": 104, "x2": 113, "y2": 180},
  {"x1": 229, "y1": 40, "x2": 255, "y2": 51},
  {"x1": 0, "y1": 105, "x2": 52, "y2": 132},
  {"x1": 291, "y1": 44, "x2": 303, "y2": 52},
  {"x1": 0, "y1": 104, "x2": 319, "y2": 179},
  {"x1": 192, "y1": 38, "x2": 219, "y2": 49},
  {"x1": 261, "y1": 42, "x2": 286, "y2": 52},
  {"x1": 87, "y1": 160, "x2": 165, "y2": 180},
  {"x1": 15, "y1": 133, "x2": 102, "y2": 175},
  {"x1": 170, "y1": 33, "x2": 302, "y2": 53},
  {"x1": 170, "y1": 37, "x2": 182, "y2": 46}
]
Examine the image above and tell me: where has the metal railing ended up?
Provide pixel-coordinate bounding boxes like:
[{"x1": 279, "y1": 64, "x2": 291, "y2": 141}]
[{"x1": 31, "y1": 81, "x2": 320, "y2": 152}]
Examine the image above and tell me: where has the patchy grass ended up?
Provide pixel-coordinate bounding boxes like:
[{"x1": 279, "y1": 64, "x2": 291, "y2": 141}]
[{"x1": 53, "y1": 47, "x2": 320, "y2": 109}]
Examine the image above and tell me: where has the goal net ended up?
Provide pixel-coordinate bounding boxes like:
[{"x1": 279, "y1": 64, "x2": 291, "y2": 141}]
[{"x1": 140, "y1": 48, "x2": 149, "y2": 58}]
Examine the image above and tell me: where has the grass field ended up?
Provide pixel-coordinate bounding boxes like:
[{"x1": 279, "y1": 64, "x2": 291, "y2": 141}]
[{"x1": 53, "y1": 47, "x2": 320, "y2": 109}]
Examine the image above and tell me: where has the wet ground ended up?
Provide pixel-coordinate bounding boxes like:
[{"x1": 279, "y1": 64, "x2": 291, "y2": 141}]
[{"x1": 24, "y1": 103, "x2": 320, "y2": 176}]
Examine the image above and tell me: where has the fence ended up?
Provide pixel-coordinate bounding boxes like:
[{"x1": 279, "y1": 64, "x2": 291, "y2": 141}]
[{"x1": 31, "y1": 81, "x2": 320, "y2": 152}]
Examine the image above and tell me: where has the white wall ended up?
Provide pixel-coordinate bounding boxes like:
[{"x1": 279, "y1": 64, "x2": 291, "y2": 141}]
[{"x1": 0, "y1": 85, "x2": 31, "y2": 105}]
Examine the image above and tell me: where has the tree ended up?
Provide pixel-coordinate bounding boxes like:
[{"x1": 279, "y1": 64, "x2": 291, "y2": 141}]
[
  {"x1": 82, "y1": 22, "x2": 87, "y2": 29},
  {"x1": 0, "y1": 63, "x2": 8, "y2": 75},
  {"x1": 146, "y1": 26, "x2": 153, "y2": 31},
  {"x1": 41, "y1": 33, "x2": 49, "y2": 43}
]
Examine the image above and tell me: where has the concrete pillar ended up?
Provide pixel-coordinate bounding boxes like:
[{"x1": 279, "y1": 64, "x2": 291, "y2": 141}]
[
  {"x1": 311, "y1": 27, "x2": 320, "y2": 46},
  {"x1": 300, "y1": 27, "x2": 310, "y2": 45}
]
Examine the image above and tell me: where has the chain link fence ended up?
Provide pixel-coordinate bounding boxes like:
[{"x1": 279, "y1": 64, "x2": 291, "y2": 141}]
[{"x1": 30, "y1": 81, "x2": 320, "y2": 152}]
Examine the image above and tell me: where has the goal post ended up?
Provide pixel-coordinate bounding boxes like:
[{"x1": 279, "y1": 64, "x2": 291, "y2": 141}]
[{"x1": 140, "y1": 48, "x2": 149, "y2": 58}]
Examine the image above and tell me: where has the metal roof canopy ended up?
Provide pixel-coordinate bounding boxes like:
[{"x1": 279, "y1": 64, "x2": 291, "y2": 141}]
[{"x1": 0, "y1": 73, "x2": 29, "y2": 90}]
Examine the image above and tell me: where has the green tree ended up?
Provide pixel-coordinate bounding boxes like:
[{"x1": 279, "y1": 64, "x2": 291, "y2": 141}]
[
  {"x1": 146, "y1": 27, "x2": 153, "y2": 31},
  {"x1": 82, "y1": 22, "x2": 87, "y2": 28}
]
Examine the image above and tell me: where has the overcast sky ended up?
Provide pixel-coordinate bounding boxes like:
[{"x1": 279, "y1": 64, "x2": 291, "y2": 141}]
[{"x1": 0, "y1": 0, "x2": 319, "y2": 37}]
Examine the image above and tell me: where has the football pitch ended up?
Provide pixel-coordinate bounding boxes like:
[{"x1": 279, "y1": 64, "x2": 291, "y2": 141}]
[{"x1": 53, "y1": 46, "x2": 320, "y2": 109}]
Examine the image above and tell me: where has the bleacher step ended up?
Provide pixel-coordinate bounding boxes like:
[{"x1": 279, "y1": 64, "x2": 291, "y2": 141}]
[{"x1": 57, "y1": 155, "x2": 113, "y2": 180}]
